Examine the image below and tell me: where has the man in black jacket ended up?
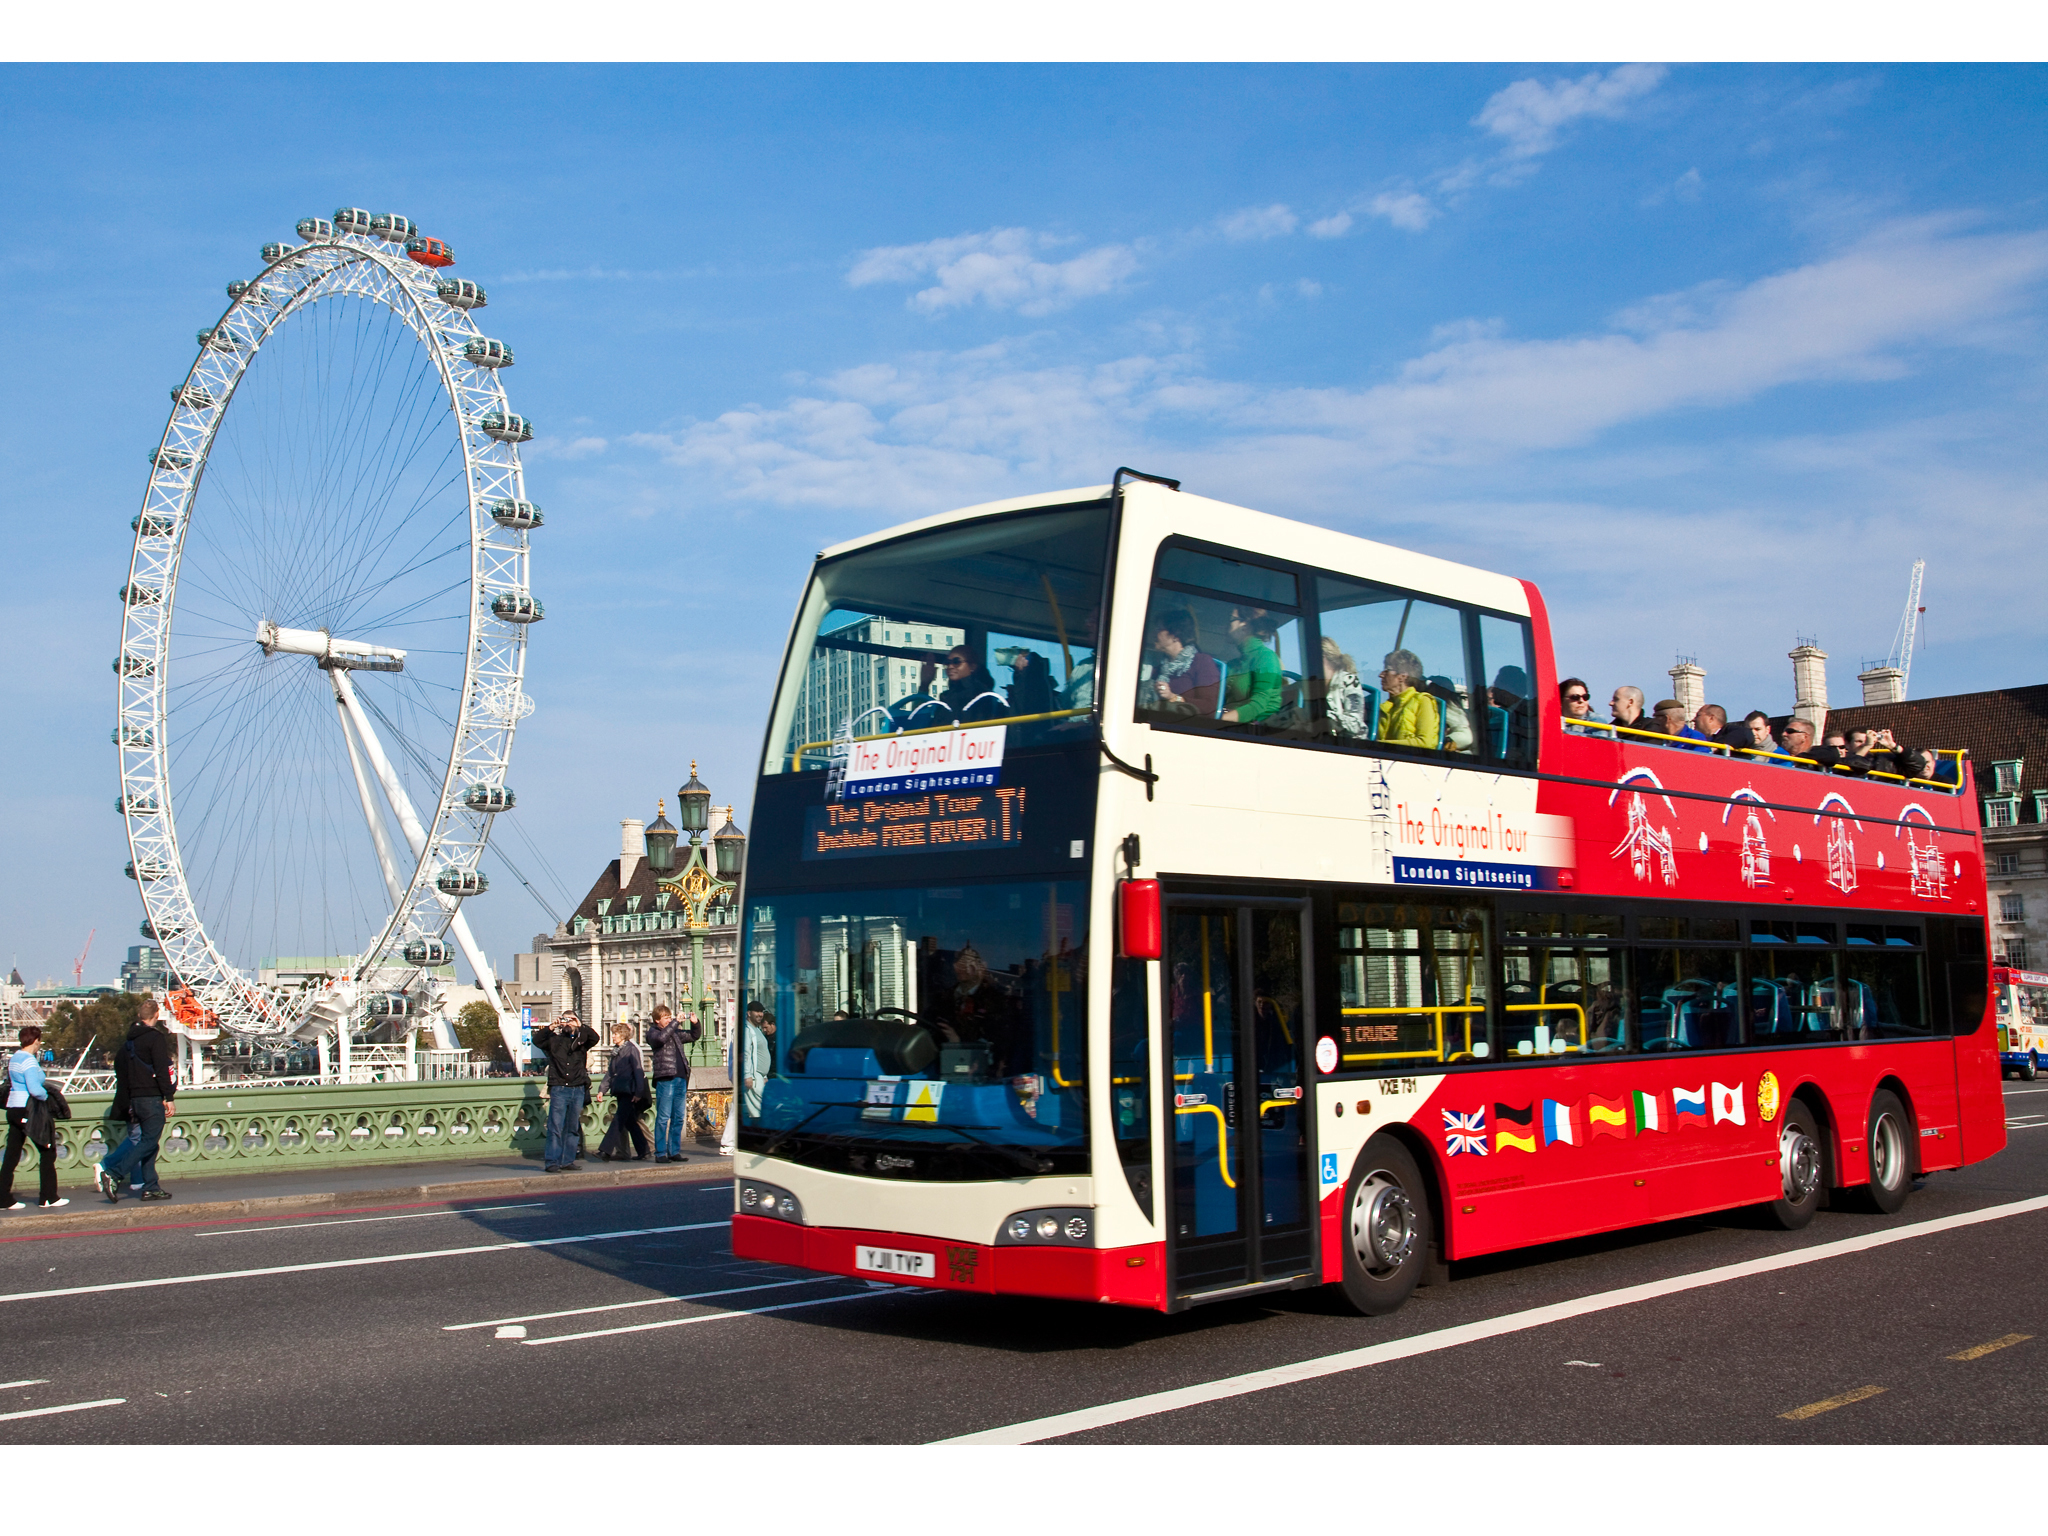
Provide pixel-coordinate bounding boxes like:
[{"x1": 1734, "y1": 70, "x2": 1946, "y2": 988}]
[
  {"x1": 537, "y1": 1011, "x2": 598, "y2": 1172},
  {"x1": 645, "y1": 1004, "x2": 700, "y2": 1163},
  {"x1": 94, "y1": 997, "x2": 178, "y2": 1203}
]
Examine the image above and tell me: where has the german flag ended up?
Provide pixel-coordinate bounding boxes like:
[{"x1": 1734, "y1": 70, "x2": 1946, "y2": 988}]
[
  {"x1": 1587, "y1": 1093, "x2": 1630, "y2": 1139},
  {"x1": 1493, "y1": 1101, "x2": 1537, "y2": 1154}
]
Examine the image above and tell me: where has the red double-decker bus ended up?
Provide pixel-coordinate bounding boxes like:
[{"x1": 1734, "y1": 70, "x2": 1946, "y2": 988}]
[{"x1": 730, "y1": 475, "x2": 2001, "y2": 1314}]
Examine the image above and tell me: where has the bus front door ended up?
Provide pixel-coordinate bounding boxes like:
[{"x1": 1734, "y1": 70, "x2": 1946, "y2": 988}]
[{"x1": 1163, "y1": 899, "x2": 1316, "y2": 1299}]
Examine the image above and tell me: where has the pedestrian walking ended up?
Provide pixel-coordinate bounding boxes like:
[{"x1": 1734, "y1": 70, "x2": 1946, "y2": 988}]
[
  {"x1": 536, "y1": 1011, "x2": 597, "y2": 1172},
  {"x1": 2, "y1": 1025, "x2": 69, "y2": 1210},
  {"x1": 94, "y1": 996, "x2": 178, "y2": 1203},
  {"x1": 597, "y1": 1022, "x2": 652, "y2": 1161},
  {"x1": 645, "y1": 1003, "x2": 699, "y2": 1163}
]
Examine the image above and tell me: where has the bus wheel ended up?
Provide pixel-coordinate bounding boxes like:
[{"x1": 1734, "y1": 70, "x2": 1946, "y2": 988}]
[
  {"x1": 1858, "y1": 1090, "x2": 1913, "y2": 1215},
  {"x1": 1340, "y1": 1136, "x2": 1430, "y2": 1316},
  {"x1": 2023, "y1": 1053, "x2": 2040, "y2": 1082},
  {"x1": 1767, "y1": 1102, "x2": 1825, "y2": 1230}
]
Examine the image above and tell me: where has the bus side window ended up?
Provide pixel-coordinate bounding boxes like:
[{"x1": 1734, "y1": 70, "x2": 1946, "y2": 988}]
[
  {"x1": 1109, "y1": 955, "x2": 1154, "y2": 1219},
  {"x1": 1139, "y1": 546, "x2": 1312, "y2": 741},
  {"x1": 1335, "y1": 900, "x2": 1487, "y2": 1067},
  {"x1": 1316, "y1": 577, "x2": 1478, "y2": 756},
  {"x1": 1476, "y1": 611, "x2": 1537, "y2": 767}
]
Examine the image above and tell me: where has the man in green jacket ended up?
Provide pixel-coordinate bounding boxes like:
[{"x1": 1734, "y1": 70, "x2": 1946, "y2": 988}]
[{"x1": 1221, "y1": 609, "x2": 1286, "y2": 724}]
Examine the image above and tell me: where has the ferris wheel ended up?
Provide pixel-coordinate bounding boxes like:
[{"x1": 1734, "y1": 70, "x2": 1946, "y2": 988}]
[{"x1": 116, "y1": 209, "x2": 543, "y2": 1044}]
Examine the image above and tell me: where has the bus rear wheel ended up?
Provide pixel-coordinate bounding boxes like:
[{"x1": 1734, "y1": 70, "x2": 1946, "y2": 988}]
[
  {"x1": 1854, "y1": 1089, "x2": 1914, "y2": 1215},
  {"x1": 1339, "y1": 1135, "x2": 1431, "y2": 1316},
  {"x1": 1766, "y1": 1101, "x2": 1825, "y2": 1230},
  {"x1": 2022, "y1": 1052, "x2": 2040, "y2": 1082}
]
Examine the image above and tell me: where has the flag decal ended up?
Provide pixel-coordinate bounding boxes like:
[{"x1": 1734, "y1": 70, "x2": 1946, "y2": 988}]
[
  {"x1": 1541, "y1": 1099, "x2": 1582, "y2": 1147},
  {"x1": 1494, "y1": 1101, "x2": 1537, "y2": 1154},
  {"x1": 1711, "y1": 1081, "x2": 1746, "y2": 1126},
  {"x1": 1587, "y1": 1094, "x2": 1630, "y2": 1138},
  {"x1": 1632, "y1": 1089, "x2": 1665, "y2": 1134},
  {"x1": 1673, "y1": 1086, "x2": 1708, "y2": 1125},
  {"x1": 1443, "y1": 1107, "x2": 1488, "y2": 1156}
]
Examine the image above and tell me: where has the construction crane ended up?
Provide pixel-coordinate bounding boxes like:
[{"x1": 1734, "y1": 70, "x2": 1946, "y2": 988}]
[
  {"x1": 71, "y1": 927, "x2": 95, "y2": 988},
  {"x1": 1885, "y1": 559, "x2": 1926, "y2": 699}
]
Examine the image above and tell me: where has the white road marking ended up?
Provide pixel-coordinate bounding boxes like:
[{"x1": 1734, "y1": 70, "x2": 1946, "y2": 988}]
[
  {"x1": 2004, "y1": 1088, "x2": 2048, "y2": 1096},
  {"x1": 522, "y1": 1284, "x2": 925, "y2": 1345},
  {"x1": 0, "y1": 1398, "x2": 125, "y2": 1423},
  {"x1": 938, "y1": 1192, "x2": 2048, "y2": 1444},
  {"x1": 0, "y1": 1379, "x2": 50, "y2": 1390},
  {"x1": 0, "y1": 1220, "x2": 730, "y2": 1305},
  {"x1": 495, "y1": 1325, "x2": 527, "y2": 1339},
  {"x1": 2007, "y1": 1123, "x2": 2048, "y2": 1132},
  {"x1": 195, "y1": 1203, "x2": 547, "y2": 1236},
  {"x1": 445, "y1": 1276, "x2": 834, "y2": 1331}
]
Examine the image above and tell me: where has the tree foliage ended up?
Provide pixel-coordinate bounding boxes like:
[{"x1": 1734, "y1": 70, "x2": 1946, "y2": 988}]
[
  {"x1": 40, "y1": 992, "x2": 144, "y2": 1065},
  {"x1": 454, "y1": 999, "x2": 511, "y2": 1062}
]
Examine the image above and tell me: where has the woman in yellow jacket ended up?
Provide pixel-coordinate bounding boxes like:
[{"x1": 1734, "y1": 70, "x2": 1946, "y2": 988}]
[{"x1": 1376, "y1": 649, "x2": 1441, "y2": 748}]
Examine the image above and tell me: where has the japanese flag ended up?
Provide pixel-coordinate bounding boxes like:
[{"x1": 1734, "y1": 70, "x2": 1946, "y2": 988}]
[{"x1": 1711, "y1": 1081, "x2": 1746, "y2": 1126}]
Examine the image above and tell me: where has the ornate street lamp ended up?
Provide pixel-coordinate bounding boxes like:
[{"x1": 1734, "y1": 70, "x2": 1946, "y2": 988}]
[
  {"x1": 713, "y1": 812, "x2": 746, "y2": 880},
  {"x1": 644, "y1": 800, "x2": 679, "y2": 873},
  {"x1": 652, "y1": 761, "x2": 741, "y2": 1070},
  {"x1": 677, "y1": 761, "x2": 710, "y2": 840}
]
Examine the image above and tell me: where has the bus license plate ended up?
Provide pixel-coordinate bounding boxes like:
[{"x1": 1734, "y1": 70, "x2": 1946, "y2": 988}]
[{"x1": 856, "y1": 1245, "x2": 935, "y2": 1279}]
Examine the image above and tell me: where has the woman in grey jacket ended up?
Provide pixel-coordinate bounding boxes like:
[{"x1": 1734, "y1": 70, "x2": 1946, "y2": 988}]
[{"x1": 644, "y1": 1004, "x2": 699, "y2": 1162}]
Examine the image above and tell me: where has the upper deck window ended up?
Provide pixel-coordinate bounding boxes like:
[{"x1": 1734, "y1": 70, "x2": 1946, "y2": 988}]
[{"x1": 765, "y1": 503, "x2": 1110, "y2": 775}]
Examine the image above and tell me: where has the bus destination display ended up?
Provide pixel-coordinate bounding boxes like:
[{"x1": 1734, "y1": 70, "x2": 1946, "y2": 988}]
[{"x1": 804, "y1": 787, "x2": 1026, "y2": 860}]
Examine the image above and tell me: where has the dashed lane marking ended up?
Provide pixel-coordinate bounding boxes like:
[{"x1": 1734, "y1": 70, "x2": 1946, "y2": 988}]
[
  {"x1": 445, "y1": 1276, "x2": 837, "y2": 1331},
  {"x1": 0, "y1": 1220, "x2": 730, "y2": 1304},
  {"x1": 938, "y1": 1191, "x2": 2048, "y2": 1444},
  {"x1": 1948, "y1": 1333, "x2": 2032, "y2": 1361},
  {"x1": 0, "y1": 1398, "x2": 125, "y2": 1423},
  {"x1": 1779, "y1": 1384, "x2": 1887, "y2": 1421},
  {"x1": 0, "y1": 1379, "x2": 50, "y2": 1390},
  {"x1": 195, "y1": 1204, "x2": 547, "y2": 1236},
  {"x1": 521, "y1": 1284, "x2": 928, "y2": 1345}
]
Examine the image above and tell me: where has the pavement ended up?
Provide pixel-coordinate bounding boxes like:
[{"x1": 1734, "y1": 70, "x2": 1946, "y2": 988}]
[{"x1": 0, "y1": 1086, "x2": 2042, "y2": 1442}]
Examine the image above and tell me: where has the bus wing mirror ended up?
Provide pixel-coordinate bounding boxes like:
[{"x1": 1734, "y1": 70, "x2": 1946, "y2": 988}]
[{"x1": 1119, "y1": 879, "x2": 1162, "y2": 960}]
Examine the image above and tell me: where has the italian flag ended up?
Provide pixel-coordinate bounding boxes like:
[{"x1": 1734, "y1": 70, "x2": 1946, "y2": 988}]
[{"x1": 1632, "y1": 1089, "x2": 1665, "y2": 1134}]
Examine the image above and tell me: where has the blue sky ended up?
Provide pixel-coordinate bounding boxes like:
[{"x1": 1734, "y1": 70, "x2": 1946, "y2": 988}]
[{"x1": 3, "y1": 63, "x2": 2045, "y2": 987}]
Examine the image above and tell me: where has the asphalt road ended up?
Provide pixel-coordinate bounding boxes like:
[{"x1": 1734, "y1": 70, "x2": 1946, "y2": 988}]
[{"x1": 4, "y1": 1084, "x2": 2045, "y2": 1444}]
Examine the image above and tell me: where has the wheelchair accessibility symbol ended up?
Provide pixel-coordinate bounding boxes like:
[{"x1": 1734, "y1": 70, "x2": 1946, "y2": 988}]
[{"x1": 1320, "y1": 1152, "x2": 1340, "y2": 1188}]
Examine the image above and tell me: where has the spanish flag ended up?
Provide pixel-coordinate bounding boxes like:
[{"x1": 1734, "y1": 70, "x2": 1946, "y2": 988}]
[
  {"x1": 1632, "y1": 1088, "x2": 1668, "y2": 1134},
  {"x1": 1494, "y1": 1101, "x2": 1537, "y2": 1154},
  {"x1": 1587, "y1": 1094, "x2": 1630, "y2": 1139}
]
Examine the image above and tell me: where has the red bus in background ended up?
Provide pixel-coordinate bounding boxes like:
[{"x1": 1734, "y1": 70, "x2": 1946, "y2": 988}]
[{"x1": 731, "y1": 478, "x2": 2001, "y2": 1314}]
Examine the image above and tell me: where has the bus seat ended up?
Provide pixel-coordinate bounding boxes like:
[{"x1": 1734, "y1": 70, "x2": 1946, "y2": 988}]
[
  {"x1": 1487, "y1": 704, "x2": 1509, "y2": 755},
  {"x1": 1359, "y1": 681, "x2": 1381, "y2": 739},
  {"x1": 905, "y1": 699, "x2": 953, "y2": 730}
]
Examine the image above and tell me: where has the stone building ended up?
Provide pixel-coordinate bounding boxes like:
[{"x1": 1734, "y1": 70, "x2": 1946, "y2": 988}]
[{"x1": 1828, "y1": 684, "x2": 2048, "y2": 971}]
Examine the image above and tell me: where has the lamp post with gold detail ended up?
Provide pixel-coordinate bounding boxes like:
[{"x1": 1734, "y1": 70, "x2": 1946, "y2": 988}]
[{"x1": 650, "y1": 762, "x2": 744, "y2": 1049}]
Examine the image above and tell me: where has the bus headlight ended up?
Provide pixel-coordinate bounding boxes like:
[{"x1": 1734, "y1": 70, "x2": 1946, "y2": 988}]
[
  {"x1": 995, "y1": 1206, "x2": 1095, "y2": 1246},
  {"x1": 739, "y1": 1181, "x2": 802, "y2": 1224}
]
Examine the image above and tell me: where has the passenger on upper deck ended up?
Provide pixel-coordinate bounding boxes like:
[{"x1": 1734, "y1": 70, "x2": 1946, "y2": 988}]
[
  {"x1": 1377, "y1": 649, "x2": 1442, "y2": 748},
  {"x1": 919, "y1": 645, "x2": 1005, "y2": 723},
  {"x1": 1610, "y1": 686, "x2": 1646, "y2": 733},
  {"x1": 1780, "y1": 717, "x2": 1825, "y2": 769},
  {"x1": 1560, "y1": 677, "x2": 1602, "y2": 735},
  {"x1": 1696, "y1": 704, "x2": 1751, "y2": 752},
  {"x1": 1742, "y1": 710, "x2": 1781, "y2": 756},
  {"x1": 1146, "y1": 609, "x2": 1222, "y2": 719},
  {"x1": 1002, "y1": 648, "x2": 1056, "y2": 716},
  {"x1": 1651, "y1": 699, "x2": 1712, "y2": 750},
  {"x1": 1425, "y1": 675, "x2": 1475, "y2": 752},
  {"x1": 1219, "y1": 609, "x2": 1285, "y2": 725},
  {"x1": 1320, "y1": 636, "x2": 1371, "y2": 742}
]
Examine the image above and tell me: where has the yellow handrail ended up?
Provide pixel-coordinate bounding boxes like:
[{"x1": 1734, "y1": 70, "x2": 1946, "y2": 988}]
[
  {"x1": 791, "y1": 706, "x2": 1091, "y2": 768},
  {"x1": 1174, "y1": 1102, "x2": 1235, "y2": 1188},
  {"x1": 1562, "y1": 718, "x2": 1961, "y2": 790}
]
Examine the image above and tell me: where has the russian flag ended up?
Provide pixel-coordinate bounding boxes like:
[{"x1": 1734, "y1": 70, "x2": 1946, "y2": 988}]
[
  {"x1": 1542, "y1": 1098, "x2": 1582, "y2": 1147},
  {"x1": 1673, "y1": 1085, "x2": 1708, "y2": 1126}
]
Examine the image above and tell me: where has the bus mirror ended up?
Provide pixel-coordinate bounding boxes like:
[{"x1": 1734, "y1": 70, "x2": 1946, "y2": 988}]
[{"x1": 1119, "y1": 879, "x2": 1162, "y2": 960}]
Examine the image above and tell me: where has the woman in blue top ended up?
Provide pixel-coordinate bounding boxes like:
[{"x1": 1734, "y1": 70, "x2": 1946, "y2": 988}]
[{"x1": 2, "y1": 1024, "x2": 68, "y2": 1209}]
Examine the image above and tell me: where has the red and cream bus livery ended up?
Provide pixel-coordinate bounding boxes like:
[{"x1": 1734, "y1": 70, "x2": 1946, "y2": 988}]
[
  {"x1": 731, "y1": 474, "x2": 2001, "y2": 1315},
  {"x1": 1995, "y1": 966, "x2": 2048, "y2": 1080}
]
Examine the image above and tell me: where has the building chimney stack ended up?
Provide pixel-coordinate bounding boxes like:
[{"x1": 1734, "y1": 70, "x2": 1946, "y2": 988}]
[
  {"x1": 619, "y1": 818, "x2": 645, "y2": 889},
  {"x1": 1669, "y1": 657, "x2": 1706, "y2": 718},
  {"x1": 1857, "y1": 664, "x2": 1906, "y2": 706},
  {"x1": 1789, "y1": 640, "x2": 1829, "y2": 738}
]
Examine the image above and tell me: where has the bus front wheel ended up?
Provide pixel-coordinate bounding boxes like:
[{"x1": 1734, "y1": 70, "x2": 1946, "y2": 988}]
[
  {"x1": 1339, "y1": 1135, "x2": 1431, "y2": 1316},
  {"x1": 1767, "y1": 1101, "x2": 1825, "y2": 1230}
]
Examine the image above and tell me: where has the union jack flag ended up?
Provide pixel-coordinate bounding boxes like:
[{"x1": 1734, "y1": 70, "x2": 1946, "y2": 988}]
[{"x1": 1442, "y1": 1107, "x2": 1488, "y2": 1156}]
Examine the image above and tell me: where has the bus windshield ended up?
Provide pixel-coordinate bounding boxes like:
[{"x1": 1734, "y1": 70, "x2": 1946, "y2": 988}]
[
  {"x1": 738, "y1": 879, "x2": 1089, "y2": 1179},
  {"x1": 763, "y1": 502, "x2": 1110, "y2": 775}
]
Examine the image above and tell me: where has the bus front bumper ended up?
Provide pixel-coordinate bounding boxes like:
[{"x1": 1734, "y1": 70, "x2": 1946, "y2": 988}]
[{"x1": 732, "y1": 1213, "x2": 1168, "y2": 1309}]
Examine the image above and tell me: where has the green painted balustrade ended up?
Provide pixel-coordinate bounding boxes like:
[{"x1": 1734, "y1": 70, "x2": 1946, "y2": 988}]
[{"x1": 51, "y1": 1079, "x2": 734, "y2": 1181}]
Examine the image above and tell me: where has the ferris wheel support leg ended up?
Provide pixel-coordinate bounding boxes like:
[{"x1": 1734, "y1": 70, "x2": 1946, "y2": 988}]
[
  {"x1": 335, "y1": 686, "x2": 408, "y2": 911},
  {"x1": 332, "y1": 669, "x2": 492, "y2": 1054}
]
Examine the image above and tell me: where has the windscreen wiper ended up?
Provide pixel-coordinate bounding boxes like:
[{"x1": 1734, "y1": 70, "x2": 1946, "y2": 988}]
[
  {"x1": 947, "y1": 1124, "x2": 1055, "y2": 1176},
  {"x1": 760, "y1": 1100, "x2": 859, "y2": 1156}
]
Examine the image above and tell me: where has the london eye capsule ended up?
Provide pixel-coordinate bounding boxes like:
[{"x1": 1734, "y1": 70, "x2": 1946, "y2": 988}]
[
  {"x1": 368, "y1": 213, "x2": 416, "y2": 243},
  {"x1": 463, "y1": 337, "x2": 514, "y2": 368},
  {"x1": 402, "y1": 938, "x2": 452, "y2": 967},
  {"x1": 489, "y1": 499, "x2": 543, "y2": 529},
  {"x1": 296, "y1": 216, "x2": 335, "y2": 240},
  {"x1": 405, "y1": 235, "x2": 454, "y2": 268},
  {"x1": 114, "y1": 651, "x2": 155, "y2": 677},
  {"x1": 141, "y1": 918, "x2": 183, "y2": 941},
  {"x1": 333, "y1": 208, "x2": 374, "y2": 235},
  {"x1": 436, "y1": 278, "x2": 486, "y2": 310},
  {"x1": 197, "y1": 326, "x2": 244, "y2": 353},
  {"x1": 171, "y1": 383, "x2": 215, "y2": 410},
  {"x1": 121, "y1": 582, "x2": 161, "y2": 606},
  {"x1": 114, "y1": 723, "x2": 154, "y2": 748},
  {"x1": 479, "y1": 411, "x2": 533, "y2": 443},
  {"x1": 262, "y1": 241, "x2": 300, "y2": 264},
  {"x1": 133, "y1": 512, "x2": 178, "y2": 537},
  {"x1": 463, "y1": 783, "x2": 516, "y2": 813},
  {"x1": 435, "y1": 866, "x2": 488, "y2": 897},
  {"x1": 117, "y1": 791, "x2": 160, "y2": 814},
  {"x1": 490, "y1": 590, "x2": 544, "y2": 624},
  {"x1": 126, "y1": 858, "x2": 168, "y2": 882},
  {"x1": 151, "y1": 448, "x2": 195, "y2": 471},
  {"x1": 367, "y1": 991, "x2": 412, "y2": 1019}
]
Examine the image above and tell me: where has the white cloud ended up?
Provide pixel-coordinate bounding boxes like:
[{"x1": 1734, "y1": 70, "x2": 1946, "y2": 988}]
[
  {"x1": 846, "y1": 227, "x2": 1139, "y2": 316},
  {"x1": 1674, "y1": 168, "x2": 1703, "y2": 203},
  {"x1": 1307, "y1": 213, "x2": 1353, "y2": 239},
  {"x1": 1368, "y1": 191, "x2": 1438, "y2": 232},
  {"x1": 1217, "y1": 204, "x2": 1299, "y2": 241},
  {"x1": 1474, "y1": 64, "x2": 1668, "y2": 161},
  {"x1": 1296, "y1": 279, "x2": 1323, "y2": 300}
]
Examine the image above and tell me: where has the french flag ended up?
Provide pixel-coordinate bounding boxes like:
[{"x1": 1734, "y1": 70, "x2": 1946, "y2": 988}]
[
  {"x1": 1674, "y1": 1085, "x2": 1708, "y2": 1125},
  {"x1": 1541, "y1": 1098, "x2": 1582, "y2": 1147}
]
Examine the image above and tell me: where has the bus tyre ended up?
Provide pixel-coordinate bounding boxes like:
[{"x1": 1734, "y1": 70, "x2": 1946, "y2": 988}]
[
  {"x1": 1340, "y1": 1136, "x2": 1431, "y2": 1316},
  {"x1": 2023, "y1": 1053, "x2": 2040, "y2": 1083},
  {"x1": 1858, "y1": 1089, "x2": 1913, "y2": 1215},
  {"x1": 1767, "y1": 1101, "x2": 1825, "y2": 1231}
]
